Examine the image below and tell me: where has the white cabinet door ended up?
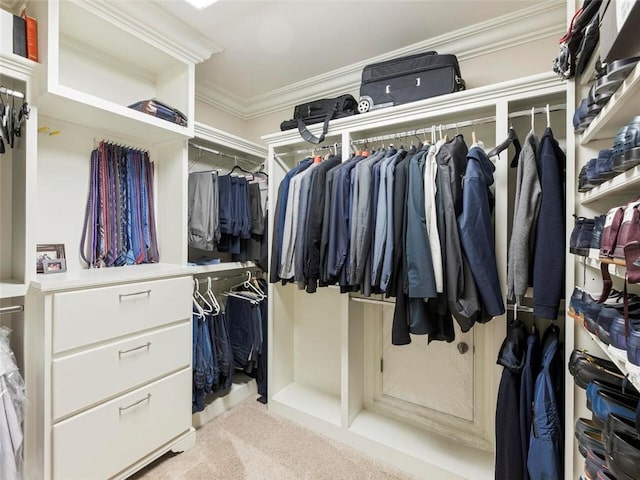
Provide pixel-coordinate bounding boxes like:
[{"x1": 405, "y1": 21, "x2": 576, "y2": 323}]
[{"x1": 380, "y1": 308, "x2": 475, "y2": 421}]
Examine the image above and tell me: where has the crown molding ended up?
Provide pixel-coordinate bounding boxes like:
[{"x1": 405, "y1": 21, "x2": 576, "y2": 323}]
[
  {"x1": 193, "y1": 122, "x2": 267, "y2": 159},
  {"x1": 196, "y1": 0, "x2": 565, "y2": 120},
  {"x1": 77, "y1": 0, "x2": 223, "y2": 64},
  {"x1": 262, "y1": 71, "x2": 565, "y2": 146},
  {"x1": 0, "y1": 0, "x2": 22, "y2": 12}
]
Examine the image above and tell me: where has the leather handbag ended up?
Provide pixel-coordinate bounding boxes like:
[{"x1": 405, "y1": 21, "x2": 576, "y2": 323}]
[{"x1": 279, "y1": 94, "x2": 358, "y2": 144}]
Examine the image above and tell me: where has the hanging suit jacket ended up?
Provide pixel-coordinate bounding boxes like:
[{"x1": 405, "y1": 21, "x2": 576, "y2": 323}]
[
  {"x1": 305, "y1": 155, "x2": 341, "y2": 293},
  {"x1": 457, "y1": 146, "x2": 505, "y2": 317},
  {"x1": 436, "y1": 135, "x2": 483, "y2": 332},
  {"x1": 406, "y1": 146, "x2": 437, "y2": 300},
  {"x1": 348, "y1": 150, "x2": 386, "y2": 287},
  {"x1": 269, "y1": 158, "x2": 312, "y2": 283},
  {"x1": 533, "y1": 128, "x2": 565, "y2": 319},
  {"x1": 507, "y1": 131, "x2": 541, "y2": 303}
]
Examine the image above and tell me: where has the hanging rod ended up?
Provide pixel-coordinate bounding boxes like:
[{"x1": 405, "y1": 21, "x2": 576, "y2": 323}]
[
  {"x1": 190, "y1": 142, "x2": 263, "y2": 166},
  {"x1": 274, "y1": 143, "x2": 341, "y2": 158},
  {"x1": 350, "y1": 297, "x2": 395, "y2": 307},
  {"x1": 0, "y1": 305, "x2": 24, "y2": 316},
  {"x1": 193, "y1": 269, "x2": 262, "y2": 282},
  {"x1": 351, "y1": 103, "x2": 566, "y2": 146},
  {"x1": 0, "y1": 86, "x2": 25, "y2": 99},
  {"x1": 507, "y1": 303, "x2": 535, "y2": 314}
]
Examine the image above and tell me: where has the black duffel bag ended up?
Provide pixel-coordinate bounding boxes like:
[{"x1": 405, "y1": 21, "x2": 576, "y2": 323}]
[{"x1": 280, "y1": 94, "x2": 358, "y2": 144}]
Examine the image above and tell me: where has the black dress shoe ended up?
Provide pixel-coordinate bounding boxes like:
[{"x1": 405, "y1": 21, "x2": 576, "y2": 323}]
[
  {"x1": 608, "y1": 431, "x2": 640, "y2": 480},
  {"x1": 605, "y1": 413, "x2": 640, "y2": 456}
]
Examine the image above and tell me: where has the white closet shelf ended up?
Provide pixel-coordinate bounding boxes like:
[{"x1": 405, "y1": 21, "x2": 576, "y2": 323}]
[
  {"x1": 263, "y1": 72, "x2": 563, "y2": 147},
  {"x1": 271, "y1": 383, "x2": 342, "y2": 428},
  {"x1": 0, "y1": 51, "x2": 41, "y2": 81},
  {"x1": 0, "y1": 279, "x2": 27, "y2": 299},
  {"x1": 348, "y1": 410, "x2": 494, "y2": 480},
  {"x1": 584, "y1": 255, "x2": 626, "y2": 279},
  {"x1": 581, "y1": 62, "x2": 640, "y2": 144},
  {"x1": 37, "y1": 88, "x2": 192, "y2": 143},
  {"x1": 579, "y1": 163, "x2": 640, "y2": 203},
  {"x1": 30, "y1": 263, "x2": 192, "y2": 292}
]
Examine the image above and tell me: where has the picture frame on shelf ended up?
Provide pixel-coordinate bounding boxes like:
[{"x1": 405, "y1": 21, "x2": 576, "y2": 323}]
[
  {"x1": 42, "y1": 258, "x2": 66, "y2": 274},
  {"x1": 36, "y1": 243, "x2": 66, "y2": 273}
]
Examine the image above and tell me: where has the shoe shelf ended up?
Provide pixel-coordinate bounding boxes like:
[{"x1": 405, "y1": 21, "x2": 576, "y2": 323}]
[
  {"x1": 584, "y1": 256, "x2": 626, "y2": 279},
  {"x1": 580, "y1": 62, "x2": 640, "y2": 144},
  {"x1": 581, "y1": 325, "x2": 640, "y2": 392},
  {"x1": 579, "y1": 163, "x2": 640, "y2": 204}
]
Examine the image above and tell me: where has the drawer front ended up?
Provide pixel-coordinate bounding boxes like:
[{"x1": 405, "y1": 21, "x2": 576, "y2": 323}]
[
  {"x1": 52, "y1": 368, "x2": 191, "y2": 480},
  {"x1": 53, "y1": 276, "x2": 191, "y2": 353},
  {"x1": 52, "y1": 322, "x2": 191, "y2": 421}
]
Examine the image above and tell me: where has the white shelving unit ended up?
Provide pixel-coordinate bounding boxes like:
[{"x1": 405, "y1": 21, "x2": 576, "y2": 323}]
[
  {"x1": 8, "y1": 2, "x2": 219, "y2": 478},
  {"x1": 0, "y1": 50, "x2": 39, "y2": 300},
  {"x1": 263, "y1": 72, "x2": 566, "y2": 479},
  {"x1": 580, "y1": 61, "x2": 640, "y2": 144},
  {"x1": 30, "y1": 0, "x2": 194, "y2": 142},
  {"x1": 570, "y1": 4, "x2": 640, "y2": 475}
]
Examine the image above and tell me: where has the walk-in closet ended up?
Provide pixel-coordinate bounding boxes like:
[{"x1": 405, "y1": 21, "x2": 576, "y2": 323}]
[{"x1": 1, "y1": 0, "x2": 639, "y2": 479}]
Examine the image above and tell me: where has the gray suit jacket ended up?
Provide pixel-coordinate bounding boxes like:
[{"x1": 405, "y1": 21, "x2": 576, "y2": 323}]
[{"x1": 507, "y1": 130, "x2": 541, "y2": 303}]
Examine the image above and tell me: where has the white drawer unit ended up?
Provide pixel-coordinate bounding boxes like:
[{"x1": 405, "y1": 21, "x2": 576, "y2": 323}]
[
  {"x1": 24, "y1": 271, "x2": 195, "y2": 480},
  {"x1": 52, "y1": 322, "x2": 191, "y2": 421},
  {"x1": 52, "y1": 368, "x2": 191, "y2": 480},
  {"x1": 52, "y1": 276, "x2": 192, "y2": 353}
]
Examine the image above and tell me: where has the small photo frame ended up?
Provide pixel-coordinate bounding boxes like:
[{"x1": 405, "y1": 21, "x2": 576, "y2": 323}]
[
  {"x1": 36, "y1": 244, "x2": 66, "y2": 274},
  {"x1": 42, "y1": 258, "x2": 67, "y2": 274}
]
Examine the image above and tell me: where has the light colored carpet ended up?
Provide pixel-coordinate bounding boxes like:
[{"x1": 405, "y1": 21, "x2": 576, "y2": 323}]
[{"x1": 129, "y1": 397, "x2": 417, "y2": 480}]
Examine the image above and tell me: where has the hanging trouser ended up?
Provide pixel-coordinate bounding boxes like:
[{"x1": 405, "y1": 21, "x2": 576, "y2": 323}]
[{"x1": 226, "y1": 295, "x2": 257, "y2": 371}]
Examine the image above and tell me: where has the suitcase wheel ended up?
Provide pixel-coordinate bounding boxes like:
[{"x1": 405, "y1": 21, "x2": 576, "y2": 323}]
[{"x1": 357, "y1": 97, "x2": 372, "y2": 114}]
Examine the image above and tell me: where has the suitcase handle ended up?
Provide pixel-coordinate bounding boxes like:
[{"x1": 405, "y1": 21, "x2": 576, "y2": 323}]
[{"x1": 296, "y1": 108, "x2": 335, "y2": 144}]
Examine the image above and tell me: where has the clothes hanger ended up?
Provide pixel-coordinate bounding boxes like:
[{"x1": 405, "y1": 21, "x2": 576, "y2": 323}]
[
  {"x1": 193, "y1": 278, "x2": 214, "y2": 314},
  {"x1": 487, "y1": 127, "x2": 522, "y2": 167},
  {"x1": 531, "y1": 106, "x2": 535, "y2": 133},
  {"x1": 192, "y1": 296, "x2": 206, "y2": 320},
  {"x1": 205, "y1": 276, "x2": 221, "y2": 315},
  {"x1": 546, "y1": 103, "x2": 551, "y2": 129},
  {"x1": 222, "y1": 290, "x2": 259, "y2": 305},
  {"x1": 229, "y1": 164, "x2": 255, "y2": 181}
]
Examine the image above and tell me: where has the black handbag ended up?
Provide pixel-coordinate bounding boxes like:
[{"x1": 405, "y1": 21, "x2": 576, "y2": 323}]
[{"x1": 280, "y1": 94, "x2": 358, "y2": 144}]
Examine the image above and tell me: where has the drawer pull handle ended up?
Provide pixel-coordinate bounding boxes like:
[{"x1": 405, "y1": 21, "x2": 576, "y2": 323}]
[
  {"x1": 118, "y1": 342, "x2": 151, "y2": 357},
  {"x1": 119, "y1": 289, "x2": 151, "y2": 301},
  {"x1": 119, "y1": 393, "x2": 151, "y2": 413}
]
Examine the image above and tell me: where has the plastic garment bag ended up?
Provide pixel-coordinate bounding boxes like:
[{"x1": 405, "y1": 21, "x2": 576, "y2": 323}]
[{"x1": 0, "y1": 326, "x2": 25, "y2": 480}]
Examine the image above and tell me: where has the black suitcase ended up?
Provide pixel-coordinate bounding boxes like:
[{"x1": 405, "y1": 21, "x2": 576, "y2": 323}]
[{"x1": 357, "y1": 51, "x2": 465, "y2": 113}]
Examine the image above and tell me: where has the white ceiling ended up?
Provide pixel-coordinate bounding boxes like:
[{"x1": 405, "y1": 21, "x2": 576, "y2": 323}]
[{"x1": 157, "y1": 0, "x2": 534, "y2": 101}]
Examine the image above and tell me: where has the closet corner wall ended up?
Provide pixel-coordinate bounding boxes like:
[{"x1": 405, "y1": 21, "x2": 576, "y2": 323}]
[{"x1": 263, "y1": 72, "x2": 567, "y2": 480}]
